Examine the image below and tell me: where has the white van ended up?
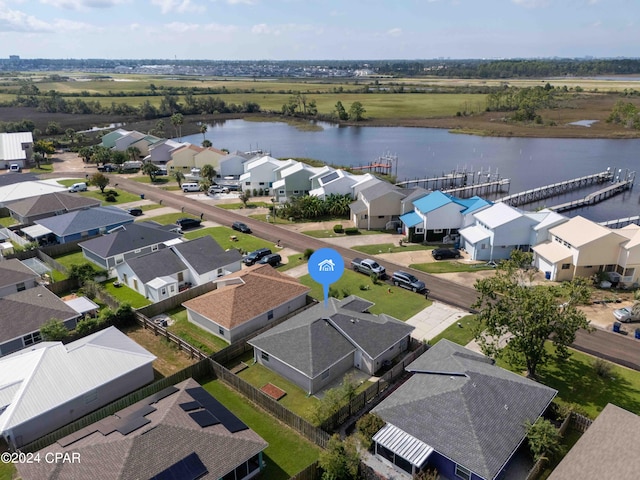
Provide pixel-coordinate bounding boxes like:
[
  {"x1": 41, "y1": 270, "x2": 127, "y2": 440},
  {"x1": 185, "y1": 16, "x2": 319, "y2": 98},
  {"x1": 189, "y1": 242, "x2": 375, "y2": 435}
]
[
  {"x1": 182, "y1": 183, "x2": 201, "y2": 192},
  {"x1": 9, "y1": 164, "x2": 21, "y2": 173},
  {"x1": 68, "y1": 182, "x2": 88, "y2": 193}
]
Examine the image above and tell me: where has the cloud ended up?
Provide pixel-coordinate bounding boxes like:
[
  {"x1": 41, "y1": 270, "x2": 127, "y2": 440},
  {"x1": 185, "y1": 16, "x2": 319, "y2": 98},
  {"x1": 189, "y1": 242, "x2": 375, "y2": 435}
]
[
  {"x1": 226, "y1": 0, "x2": 256, "y2": 4},
  {"x1": 165, "y1": 21, "x2": 200, "y2": 33},
  {"x1": 251, "y1": 23, "x2": 280, "y2": 35},
  {"x1": 39, "y1": 0, "x2": 128, "y2": 9},
  {"x1": 0, "y1": 2, "x2": 54, "y2": 32},
  {"x1": 387, "y1": 28, "x2": 402, "y2": 37},
  {"x1": 511, "y1": 0, "x2": 549, "y2": 7},
  {"x1": 53, "y1": 18, "x2": 99, "y2": 31},
  {"x1": 151, "y1": 0, "x2": 205, "y2": 14}
]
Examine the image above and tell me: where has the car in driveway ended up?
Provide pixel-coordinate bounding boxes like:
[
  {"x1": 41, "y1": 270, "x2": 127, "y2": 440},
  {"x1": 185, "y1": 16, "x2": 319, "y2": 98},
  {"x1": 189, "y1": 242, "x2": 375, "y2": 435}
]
[
  {"x1": 232, "y1": 221, "x2": 252, "y2": 234},
  {"x1": 431, "y1": 248, "x2": 461, "y2": 260},
  {"x1": 391, "y1": 271, "x2": 426, "y2": 292},
  {"x1": 127, "y1": 207, "x2": 143, "y2": 216},
  {"x1": 208, "y1": 185, "x2": 230, "y2": 194},
  {"x1": 613, "y1": 306, "x2": 639, "y2": 323},
  {"x1": 175, "y1": 218, "x2": 201, "y2": 230},
  {"x1": 258, "y1": 253, "x2": 281, "y2": 267},
  {"x1": 244, "y1": 248, "x2": 272, "y2": 266}
]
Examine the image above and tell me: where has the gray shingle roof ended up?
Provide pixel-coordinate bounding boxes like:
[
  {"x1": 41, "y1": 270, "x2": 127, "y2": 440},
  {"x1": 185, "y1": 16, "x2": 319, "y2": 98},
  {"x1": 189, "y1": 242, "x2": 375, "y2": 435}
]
[
  {"x1": 78, "y1": 223, "x2": 182, "y2": 258},
  {"x1": 373, "y1": 340, "x2": 557, "y2": 480},
  {"x1": 6, "y1": 192, "x2": 100, "y2": 218},
  {"x1": 0, "y1": 286, "x2": 78, "y2": 342},
  {"x1": 0, "y1": 258, "x2": 38, "y2": 290},
  {"x1": 173, "y1": 236, "x2": 241, "y2": 274},
  {"x1": 359, "y1": 181, "x2": 405, "y2": 202},
  {"x1": 125, "y1": 249, "x2": 187, "y2": 283},
  {"x1": 35, "y1": 206, "x2": 134, "y2": 237},
  {"x1": 249, "y1": 296, "x2": 413, "y2": 377}
]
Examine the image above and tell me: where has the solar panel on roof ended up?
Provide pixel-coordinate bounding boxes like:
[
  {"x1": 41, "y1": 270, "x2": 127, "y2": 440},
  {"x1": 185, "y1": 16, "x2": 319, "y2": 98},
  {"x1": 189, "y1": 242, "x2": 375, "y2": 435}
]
[
  {"x1": 320, "y1": 171, "x2": 339, "y2": 184},
  {"x1": 179, "y1": 401, "x2": 202, "y2": 412},
  {"x1": 146, "y1": 386, "x2": 179, "y2": 404},
  {"x1": 57, "y1": 427, "x2": 97, "y2": 447},
  {"x1": 118, "y1": 404, "x2": 156, "y2": 419},
  {"x1": 149, "y1": 452, "x2": 208, "y2": 480},
  {"x1": 189, "y1": 410, "x2": 219, "y2": 428},
  {"x1": 116, "y1": 416, "x2": 151, "y2": 435},
  {"x1": 186, "y1": 387, "x2": 248, "y2": 433}
]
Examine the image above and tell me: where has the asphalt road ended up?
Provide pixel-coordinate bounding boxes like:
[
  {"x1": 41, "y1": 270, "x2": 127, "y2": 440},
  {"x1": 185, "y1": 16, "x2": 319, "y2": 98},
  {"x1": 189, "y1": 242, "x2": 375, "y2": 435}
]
[{"x1": 55, "y1": 173, "x2": 640, "y2": 370}]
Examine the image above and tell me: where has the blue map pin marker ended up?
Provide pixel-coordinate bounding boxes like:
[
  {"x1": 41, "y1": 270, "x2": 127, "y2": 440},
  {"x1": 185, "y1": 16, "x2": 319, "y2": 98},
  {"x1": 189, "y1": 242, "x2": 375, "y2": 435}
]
[{"x1": 308, "y1": 248, "x2": 344, "y2": 307}]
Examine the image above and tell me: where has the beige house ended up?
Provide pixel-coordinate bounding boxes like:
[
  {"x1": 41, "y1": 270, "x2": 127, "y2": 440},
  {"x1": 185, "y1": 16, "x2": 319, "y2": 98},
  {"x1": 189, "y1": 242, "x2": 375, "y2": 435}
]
[
  {"x1": 168, "y1": 143, "x2": 226, "y2": 172},
  {"x1": 533, "y1": 216, "x2": 640, "y2": 285}
]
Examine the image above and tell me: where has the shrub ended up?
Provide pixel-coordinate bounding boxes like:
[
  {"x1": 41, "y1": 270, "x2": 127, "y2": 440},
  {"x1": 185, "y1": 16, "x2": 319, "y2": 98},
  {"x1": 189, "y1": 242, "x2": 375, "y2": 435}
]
[
  {"x1": 344, "y1": 227, "x2": 360, "y2": 235},
  {"x1": 356, "y1": 413, "x2": 385, "y2": 450},
  {"x1": 526, "y1": 418, "x2": 562, "y2": 462},
  {"x1": 40, "y1": 319, "x2": 69, "y2": 341},
  {"x1": 75, "y1": 317, "x2": 99, "y2": 336},
  {"x1": 593, "y1": 358, "x2": 614, "y2": 378},
  {"x1": 333, "y1": 224, "x2": 344, "y2": 234},
  {"x1": 341, "y1": 288, "x2": 351, "y2": 298},
  {"x1": 105, "y1": 193, "x2": 117, "y2": 202},
  {"x1": 303, "y1": 248, "x2": 314, "y2": 260},
  {"x1": 359, "y1": 284, "x2": 370, "y2": 291},
  {"x1": 328, "y1": 286, "x2": 339, "y2": 298},
  {"x1": 252, "y1": 188, "x2": 258, "y2": 197}
]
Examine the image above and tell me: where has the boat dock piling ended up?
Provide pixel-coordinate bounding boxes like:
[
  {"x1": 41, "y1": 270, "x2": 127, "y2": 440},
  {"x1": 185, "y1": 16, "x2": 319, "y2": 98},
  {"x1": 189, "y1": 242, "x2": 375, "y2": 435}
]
[
  {"x1": 600, "y1": 215, "x2": 640, "y2": 229},
  {"x1": 396, "y1": 167, "x2": 510, "y2": 197},
  {"x1": 549, "y1": 170, "x2": 635, "y2": 213}
]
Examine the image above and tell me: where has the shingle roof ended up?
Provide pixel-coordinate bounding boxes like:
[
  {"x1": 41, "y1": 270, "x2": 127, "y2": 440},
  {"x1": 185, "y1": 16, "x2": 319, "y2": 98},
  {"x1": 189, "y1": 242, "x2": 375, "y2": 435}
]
[
  {"x1": 172, "y1": 236, "x2": 241, "y2": 275},
  {"x1": 78, "y1": 223, "x2": 182, "y2": 258},
  {"x1": 6, "y1": 192, "x2": 101, "y2": 218},
  {"x1": 359, "y1": 181, "x2": 405, "y2": 202},
  {"x1": 549, "y1": 215, "x2": 622, "y2": 247},
  {"x1": 0, "y1": 258, "x2": 38, "y2": 290},
  {"x1": 373, "y1": 340, "x2": 556, "y2": 480},
  {"x1": 249, "y1": 296, "x2": 413, "y2": 377},
  {"x1": 548, "y1": 404, "x2": 640, "y2": 480},
  {"x1": 125, "y1": 249, "x2": 187, "y2": 283},
  {"x1": 0, "y1": 286, "x2": 78, "y2": 343},
  {"x1": 16, "y1": 378, "x2": 267, "y2": 480},
  {"x1": 183, "y1": 264, "x2": 309, "y2": 330},
  {"x1": 35, "y1": 206, "x2": 134, "y2": 237}
]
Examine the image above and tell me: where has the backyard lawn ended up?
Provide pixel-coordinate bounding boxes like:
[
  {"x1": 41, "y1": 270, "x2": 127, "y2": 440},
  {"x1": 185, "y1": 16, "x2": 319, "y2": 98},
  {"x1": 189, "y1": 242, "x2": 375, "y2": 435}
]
[
  {"x1": 184, "y1": 226, "x2": 273, "y2": 252},
  {"x1": 0, "y1": 215, "x2": 17, "y2": 227},
  {"x1": 102, "y1": 280, "x2": 152, "y2": 308},
  {"x1": 203, "y1": 379, "x2": 321, "y2": 480},
  {"x1": 299, "y1": 270, "x2": 430, "y2": 321},
  {"x1": 167, "y1": 308, "x2": 229, "y2": 355}
]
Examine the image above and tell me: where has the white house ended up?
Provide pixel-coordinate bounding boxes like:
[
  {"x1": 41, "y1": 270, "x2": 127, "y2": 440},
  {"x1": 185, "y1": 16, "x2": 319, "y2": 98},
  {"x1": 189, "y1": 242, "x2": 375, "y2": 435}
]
[
  {"x1": 309, "y1": 168, "x2": 362, "y2": 200},
  {"x1": 0, "y1": 327, "x2": 155, "y2": 448},
  {"x1": 239, "y1": 155, "x2": 287, "y2": 194},
  {"x1": 272, "y1": 161, "x2": 327, "y2": 202},
  {"x1": 0, "y1": 132, "x2": 33, "y2": 169}
]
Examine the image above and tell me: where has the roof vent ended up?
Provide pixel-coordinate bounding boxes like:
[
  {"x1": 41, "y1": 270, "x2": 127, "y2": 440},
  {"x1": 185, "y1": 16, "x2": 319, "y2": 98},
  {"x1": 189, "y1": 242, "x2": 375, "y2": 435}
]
[
  {"x1": 504, "y1": 404, "x2": 509, "y2": 410},
  {"x1": 37, "y1": 293, "x2": 42, "y2": 297},
  {"x1": 350, "y1": 319, "x2": 355, "y2": 323}
]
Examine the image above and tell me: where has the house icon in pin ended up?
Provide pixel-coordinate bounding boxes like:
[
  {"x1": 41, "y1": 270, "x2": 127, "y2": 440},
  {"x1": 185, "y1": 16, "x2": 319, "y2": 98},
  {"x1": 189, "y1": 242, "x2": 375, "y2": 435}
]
[{"x1": 318, "y1": 259, "x2": 335, "y2": 272}]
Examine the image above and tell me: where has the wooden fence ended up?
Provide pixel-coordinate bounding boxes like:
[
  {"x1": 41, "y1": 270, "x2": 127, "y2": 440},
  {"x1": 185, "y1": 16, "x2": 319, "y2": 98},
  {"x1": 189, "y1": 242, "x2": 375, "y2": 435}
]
[
  {"x1": 36, "y1": 249, "x2": 68, "y2": 274},
  {"x1": 136, "y1": 282, "x2": 218, "y2": 318},
  {"x1": 290, "y1": 461, "x2": 321, "y2": 480},
  {"x1": 134, "y1": 311, "x2": 209, "y2": 360},
  {"x1": 19, "y1": 359, "x2": 213, "y2": 454}
]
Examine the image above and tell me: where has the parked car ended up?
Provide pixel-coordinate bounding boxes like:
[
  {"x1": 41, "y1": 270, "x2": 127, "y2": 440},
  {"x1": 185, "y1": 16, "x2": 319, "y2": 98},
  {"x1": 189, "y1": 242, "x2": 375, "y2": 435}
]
[
  {"x1": 232, "y1": 221, "x2": 252, "y2": 234},
  {"x1": 431, "y1": 248, "x2": 461, "y2": 260},
  {"x1": 98, "y1": 164, "x2": 117, "y2": 172},
  {"x1": 391, "y1": 271, "x2": 426, "y2": 293},
  {"x1": 68, "y1": 182, "x2": 88, "y2": 193},
  {"x1": 208, "y1": 185, "x2": 230, "y2": 194},
  {"x1": 175, "y1": 218, "x2": 201, "y2": 230},
  {"x1": 351, "y1": 257, "x2": 386, "y2": 278},
  {"x1": 9, "y1": 163, "x2": 21, "y2": 172},
  {"x1": 244, "y1": 248, "x2": 272, "y2": 266},
  {"x1": 182, "y1": 183, "x2": 201, "y2": 192},
  {"x1": 127, "y1": 207, "x2": 143, "y2": 217},
  {"x1": 258, "y1": 253, "x2": 282, "y2": 267},
  {"x1": 613, "y1": 306, "x2": 640, "y2": 323}
]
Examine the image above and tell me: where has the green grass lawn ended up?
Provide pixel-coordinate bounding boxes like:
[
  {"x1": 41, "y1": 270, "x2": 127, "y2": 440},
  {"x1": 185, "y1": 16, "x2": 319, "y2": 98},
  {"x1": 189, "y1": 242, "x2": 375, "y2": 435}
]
[
  {"x1": 411, "y1": 261, "x2": 496, "y2": 274},
  {"x1": 28, "y1": 163, "x2": 54, "y2": 174},
  {"x1": 139, "y1": 203, "x2": 164, "y2": 212},
  {"x1": 0, "y1": 461, "x2": 15, "y2": 480},
  {"x1": 497, "y1": 344, "x2": 640, "y2": 419},
  {"x1": 56, "y1": 178, "x2": 82, "y2": 187},
  {"x1": 55, "y1": 180, "x2": 143, "y2": 205},
  {"x1": 0, "y1": 216, "x2": 17, "y2": 227},
  {"x1": 203, "y1": 379, "x2": 321, "y2": 480},
  {"x1": 145, "y1": 212, "x2": 199, "y2": 226},
  {"x1": 184, "y1": 226, "x2": 273, "y2": 252},
  {"x1": 130, "y1": 176, "x2": 171, "y2": 185},
  {"x1": 428, "y1": 315, "x2": 479, "y2": 346},
  {"x1": 102, "y1": 280, "x2": 152, "y2": 309},
  {"x1": 278, "y1": 253, "x2": 307, "y2": 272},
  {"x1": 53, "y1": 251, "x2": 101, "y2": 273},
  {"x1": 300, "y1": 270, "x2": 429, "y2": 321},
  {"x1": 354, "y1": 243, "x2": 433, "y2": 255},
  {"x1": 219, "y1": 202, "x2": 272, "y2": 210},
  {"x1": 302, "y1": 228, "x2": 380, "y2": 238},
  {"x1": 248, "y1": 213, "x2": 297, "y2": 225},
  {"x1": 233, "y1": 351, "x2": 319, "y2": 421},
  {"x1": 168, "y1": 308, "x2": 229, "y2": 355}
]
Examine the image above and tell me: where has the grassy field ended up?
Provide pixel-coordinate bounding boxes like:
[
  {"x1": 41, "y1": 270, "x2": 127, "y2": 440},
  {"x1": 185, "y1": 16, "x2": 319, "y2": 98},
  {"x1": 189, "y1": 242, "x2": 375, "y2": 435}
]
[
  {"x1": 184, "y1": 226, "x2": 273, "y2": 252},
  {"x1": 144, "y1": 212, "x2": 199, "y2": 226},
  {"x1": 353, "y1": 242, "x2": 433, "y2": 255},
  {"x1": 55, "y1": 180, "x2": 142, "y2": 205},
  {"x1": 203, "y1": 379, "x2": 321, "y2": 480},
  {"x1": 299, "y1": 270, "x2": 430, "y2": 321},
  {"x1": 411, "y1": 261, "x2": 496, "y2": 274},
  {"x1": 102, "y1": 280, "x2": 152, "y2": 308}
]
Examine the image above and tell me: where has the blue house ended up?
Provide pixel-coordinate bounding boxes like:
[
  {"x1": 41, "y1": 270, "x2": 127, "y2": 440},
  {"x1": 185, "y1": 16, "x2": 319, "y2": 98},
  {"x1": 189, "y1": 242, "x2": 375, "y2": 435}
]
[
  {"x1": 29, "y1": 206, "x2": 134, "y2": 244},
  {"x1": 372, "y1": 340, "x2": 556, "y2": 479},
  {"x1": 399, "y1": 191, "x2": 491, "y2": 243}
]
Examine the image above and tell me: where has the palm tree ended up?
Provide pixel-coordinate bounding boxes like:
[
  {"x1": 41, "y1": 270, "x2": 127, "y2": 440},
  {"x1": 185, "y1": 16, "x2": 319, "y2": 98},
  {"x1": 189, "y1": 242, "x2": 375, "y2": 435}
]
[
  {"x1": 170, "y1": 113, "x2": 184, "y2": 140},
  {"x1": 126, "y1": 146, "x2": 141, "y2": 162},
  {"x1": 200, "y1": 124, "x2": 208, "y2": 143},
  {"x1": 202, "y1": 139, "x2": 212, "y2": 148},
  {"x1": 142, "y1": 162, "x2": 160, "y2": 182},
  {"x1": 32, "y1": 152, "x2": 44, "y2": 169},
  {"x1": 173, "y1": 171, "x2": 184, "y2": 188},
  {"x1": 200, "y1": 164, "x2": 217, "y2": 184}
]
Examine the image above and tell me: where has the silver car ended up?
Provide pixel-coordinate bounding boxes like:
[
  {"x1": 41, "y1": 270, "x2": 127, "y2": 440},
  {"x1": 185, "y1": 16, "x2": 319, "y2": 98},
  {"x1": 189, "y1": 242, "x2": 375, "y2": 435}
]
[{"x1": 613, "y1": 306, "x2": 638, "y2": 323}]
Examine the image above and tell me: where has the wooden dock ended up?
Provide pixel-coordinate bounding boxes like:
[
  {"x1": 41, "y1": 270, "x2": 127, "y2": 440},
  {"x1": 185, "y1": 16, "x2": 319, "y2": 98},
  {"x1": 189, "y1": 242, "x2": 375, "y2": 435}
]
[
  {"x1": 599, "y1": 215, "x2": 640, "y2": 229},
  {"x1": 548, "y1": 175, "x2": 635, "y2": 213},
  {"x1": 396, "y1": 167, "x2": 509, "y2": 197},
  {"x1": 443, "y1": 178, "x2": 511, "y2": 197},
  {"x1": 495, "y1": 170, "x2": 613, "y2": 207}
]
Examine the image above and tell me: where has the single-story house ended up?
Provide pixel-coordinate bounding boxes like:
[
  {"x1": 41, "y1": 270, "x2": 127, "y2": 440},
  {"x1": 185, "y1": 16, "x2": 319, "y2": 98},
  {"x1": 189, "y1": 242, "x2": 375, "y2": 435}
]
[
  {"x1": 533, "y1": 215, "x2": 640, "y2": 284},
  {"x1": 26, "y1": 206, "x2": 135, "y2": 245},
  {"x1": 79, "y1": 221, "x2": 183, "y2": 271},
  {"x1": 17, "y1": 378, "x2": 268, "y2": 480},
  {"x1": 372, "y1": 339, "x2": 557, "y2": 479},
  {"x1": 248, "y1": 296, "x2": 414, "y2": 395},
  {"x1": 0, "y1": 258, "x2": 39, "y2": 298},
  {"x1": 400, "y1": 190, "x2": 491, "y2": 243},
  {"x1": 0, "y1": 131, "x2": 33, "y2": 169},
  {"x1": 6, "y1": 191, "x2": 101, "y2": 225},
  {"x1": 0, "y1": 326, "x2": 156, "y2": 449},
  {"x1": 114, "y1": 236, "x2": 241, "y2": 302},
  {"x1": 183, "y1": 264, "x2": 310, "y2": 343},
  {"x1": 548, "y1": 403, "x2": 640, "y2": 480},
  {"x1": 350, "y1": 179, "x2": 407, "y2": 230},
  {"x1": 0, "y1": 285, "x2": 80, "y2": 357},
  {"x1": 0, "y1": 180, "x2": 67, "y2": 209}
]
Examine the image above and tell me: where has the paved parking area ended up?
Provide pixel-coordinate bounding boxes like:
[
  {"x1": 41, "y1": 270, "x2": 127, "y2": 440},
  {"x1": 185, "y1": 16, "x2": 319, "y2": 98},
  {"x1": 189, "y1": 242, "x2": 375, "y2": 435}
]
[{"x1": 406, "y1": 301, "x2": 470, "y2": 342}]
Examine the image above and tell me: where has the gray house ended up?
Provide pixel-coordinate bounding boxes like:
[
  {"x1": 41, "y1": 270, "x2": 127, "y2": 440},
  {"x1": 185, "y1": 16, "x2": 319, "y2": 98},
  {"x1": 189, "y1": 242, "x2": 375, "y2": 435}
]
[
  {"x1": 0, "y1": 258, "x2": 39, "y2": 298},
  {"x1": 350, "y1": 180, "x2": 407, "y2": 230},
  {"x1": 183, "y1": 264, "x2": 310, "y2": 343},
  {"x1": 0, "y1": 326, "x2": 156, "y2": 449},
  {"x1": 249, "y1": 296, "x2": 414, "y2": 395},
  {"x1": 79, "y1": 222, "x2": 183, "y2": 271},
  {"x1": 6, "y1": 192, "x2": 101, "y2": 225},
  {"x1": 372, "y1": 340, "x2": 557, "y2": 479},
  {"x1": 0, "y1": 285, "x2": 79, "y2": 357},
  {"x1": 18, "y1": 378, "x2": 268, "y2": 480}
]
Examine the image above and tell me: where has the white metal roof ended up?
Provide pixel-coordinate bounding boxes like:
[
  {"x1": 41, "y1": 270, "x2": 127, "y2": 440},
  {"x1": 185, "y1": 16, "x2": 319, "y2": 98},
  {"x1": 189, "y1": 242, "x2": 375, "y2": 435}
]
[
  {"x1": 21, "y1": 224, "x2": 52, "y2": 238},
  {"x1": 373, "y1": 423, "x2": 434, "y2": 468},
  {"x1": 0, "y1": 327, "x2": 155, "y2": 433},
  {"x1": 0, "y1": 132, "x2": 32, "y2": 161},
  {"x1": 0, "y1": 180, "x2": 67, "y2": 205},
  {"x1": 460, "y1": 225, "x2": 490, "y2": 244},
  {"x1": 64, "y1": 296, "x2": 100, "y2": 314}
]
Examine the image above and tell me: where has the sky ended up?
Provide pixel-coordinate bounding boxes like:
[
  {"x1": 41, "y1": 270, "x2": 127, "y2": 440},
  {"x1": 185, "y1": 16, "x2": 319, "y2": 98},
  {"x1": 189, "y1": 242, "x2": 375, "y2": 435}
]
[{"x1": 0, "y1": 0, "x2": 638, "y2": 60}]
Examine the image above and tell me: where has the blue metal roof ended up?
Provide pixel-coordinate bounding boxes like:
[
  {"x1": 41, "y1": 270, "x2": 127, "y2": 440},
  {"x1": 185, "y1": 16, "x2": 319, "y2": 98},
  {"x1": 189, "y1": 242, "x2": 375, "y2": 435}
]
[
  {"x1": 413, "y1": 190, "x2": 454, "y2": 213},
  {"x1": 458, "y1": 196, "x2": 492, "y2": 214},
  {"x1": 400, "y1": 211, "x2": 422, "y2": 227}
]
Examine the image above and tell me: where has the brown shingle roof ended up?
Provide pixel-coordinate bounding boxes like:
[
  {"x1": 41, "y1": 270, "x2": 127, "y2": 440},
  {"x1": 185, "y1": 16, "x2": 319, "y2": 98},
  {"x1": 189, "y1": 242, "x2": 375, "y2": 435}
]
[
  {"x1": 0, "y1": 258, "x2": 38, "y2": 289},
  {"x1": 183, "y1": 264, "x2": 310, "y2": 329}
]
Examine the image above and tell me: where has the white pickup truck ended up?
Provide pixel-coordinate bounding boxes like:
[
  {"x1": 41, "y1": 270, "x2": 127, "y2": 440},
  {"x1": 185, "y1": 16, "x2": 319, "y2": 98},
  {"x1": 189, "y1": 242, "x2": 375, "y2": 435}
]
[{"x1": 351, "y1": 258, "x2": 386, "y2": 278}]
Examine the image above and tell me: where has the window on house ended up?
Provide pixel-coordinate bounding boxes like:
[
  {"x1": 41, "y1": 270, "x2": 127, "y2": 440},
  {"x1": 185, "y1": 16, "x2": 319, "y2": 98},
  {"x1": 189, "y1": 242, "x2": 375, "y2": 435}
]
[
  {"x1": 378, "y1": 215, "x2": 385, "y2": 219},
  {"x1": 261, "y1": 351, "x2": 269, "y2": 362},
  {"x1": 259, "y1": 182, "x2": 265, "y2": 186},
  {"x1": 115, "y1": 255, "x2": 124, "y2": 264},
  {"x1": 561, "y1": 264, "x2": 571, "y2": 270},
  {"x1": 133, "y1": 279, "x2": 138, "y2": 290},
  {"x1": 455, "y1": 464, "x2": 471, "y2": 480},
  {"x1": 177, "y1": 272, "x2": 184, "y2": 282},
  {"x1": 161, "y1": 287, "x2": 167, "y2": 296},
  {"x1": 293, "y1": 190, "x2": 300, "y2": 194},
  {"x1": 245, "y1": 181, "x2": 251, "y2": 186},
  {"x1": 217, "y1": 268, "x2": 223, "y2": 277},
  {"x1": 585, "y1": 265, "x2": 593, "y2": 269},
  {"x1": 23, "y1": 332, "x2": 42, "y2": 346},
  {"x1": 415, "y1": 227, "x2": 424, "y2": 234},
  {"x1": 278, "y1": 190, "x2": 285, "y2": 194},
  {"x1": 151, "y1": 245, "x2": 159, "y2": 251},
  {"x1": 625, "y1": 268, "x2": 635, "y2": 277},
  {"x1": 433, "y1": 229, "x2": 443, "y2": 234},
  {"x1": 219, "y1": 327, "x2": 224, "y2": 336},
  {"x1": 16, "y1": 282, "x2": 25, "y2": 292},
  {"x1": 481, "y1": 244, "x2": 487, "y2": 249},
  {"x1": 268, "y1": 310, "x2": 274, "y2": 320}
]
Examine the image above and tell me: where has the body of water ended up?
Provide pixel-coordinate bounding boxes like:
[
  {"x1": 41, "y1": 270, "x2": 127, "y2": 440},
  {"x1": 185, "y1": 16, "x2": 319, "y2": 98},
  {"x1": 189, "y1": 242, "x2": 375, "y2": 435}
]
[{"x1": 181, "y1": 120, "x2": 639, "y2": 223}]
